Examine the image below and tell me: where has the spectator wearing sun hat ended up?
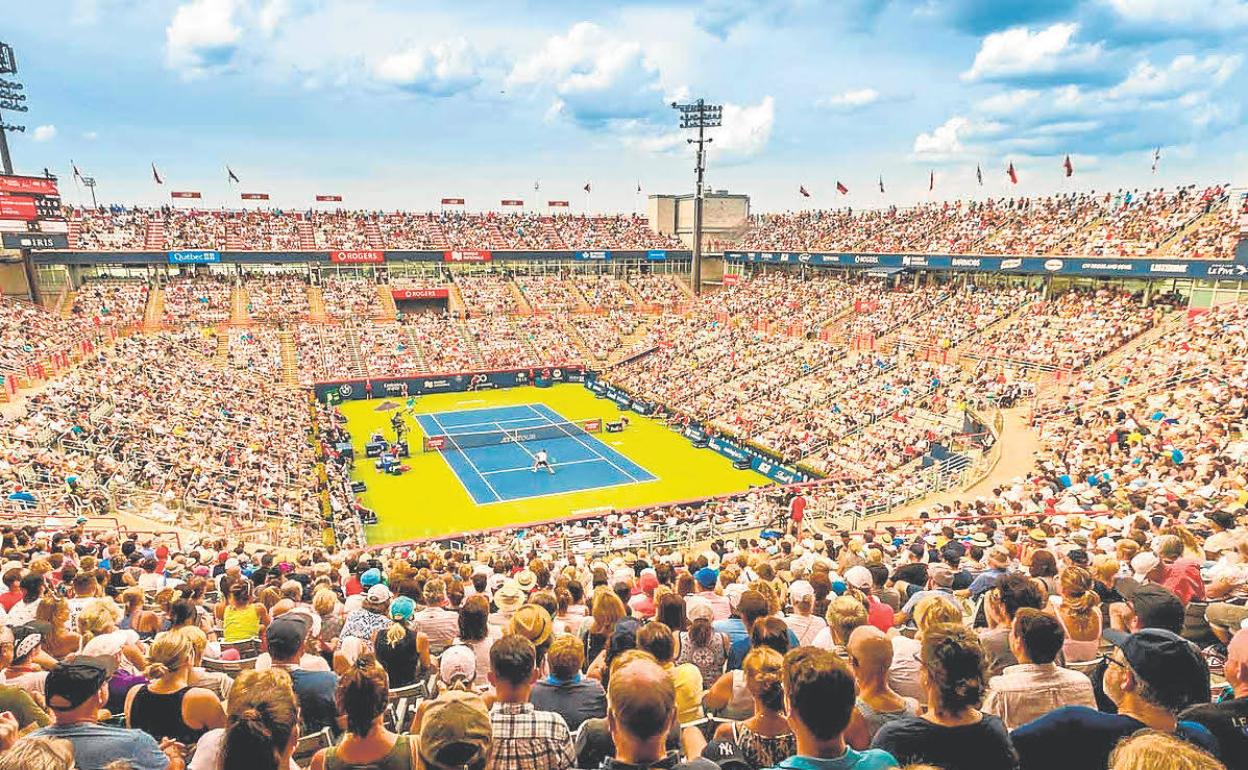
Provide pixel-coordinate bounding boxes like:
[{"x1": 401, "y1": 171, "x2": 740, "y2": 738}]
[
  {"x1": 508, "y1": 604, "x2": 554, "y2": 670},
  {"x1": 491, "y1": 580, "x2": 527, "y2": 629}
]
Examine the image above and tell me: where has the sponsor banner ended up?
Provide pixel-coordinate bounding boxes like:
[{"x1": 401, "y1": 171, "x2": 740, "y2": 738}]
[
  {"x1": 170, "y1": 191, "x2": 202, "y2": 199},
  {"x1": 0, "y1": 175, "x2": 59, "y2": 197},
  {"x1": 574, "y1": 250, "x2": 611, "y2": 261},
  {"x1": 724, "y1": 251, "x2": 1248, "y2": 279},
  {"x1": 240, "y1": 192, "x2": 270, "y2": 200},
  {"x1": 440, "y1": 197, "x2": 465, "y2": 205},
  {"x1": 2, "y1": 232, "x2": 69, "y2": 249},
  {"x1": 0, "y1": 196, "x2": 38, "y2": 221},
  {"x1": 646, "y1": 250, "x2": 668, "y2": 261},
  {"x1": 392, "y1": 287, "x2": 449, "y2": 300},
  {"x1": 330, "y1": 250, "x2": 385, "y2": 264},
  {"x1": 444, "y1": 249, "x2": 492, "y2": 262},
  {"x1": 313, "y1": 366, "x2": 584, "y2": 401},
  {"x1": 168, "y1": 250, "x2": 221, "y2": 264},
  {"x1": 316, "y1": 194, "x2": 343, "y2": 202},
  {"x1": 548, "y1": 200, "x2": 569, "y2": 207},
  {"x1": 501, "y1": 199, "x2": 524, "y2": 206}
]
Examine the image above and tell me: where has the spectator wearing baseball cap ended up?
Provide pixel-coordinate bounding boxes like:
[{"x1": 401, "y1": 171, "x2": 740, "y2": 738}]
[
  {"x1": 414, "y1": 690, "x2": 492, "y2": 770},
  {"x1": 267, "y1": 614, "x2": 339, "y2": 736},
  {"x1": 341, "y1": 584, "x2": 393, "y2": 644},
  {"x1": 628, "y1": 569, "x2": 660, "y2": 619},
  {"x1": 374, "y1": 595, "x2": 431, "y2": 689},
  {"x1": 439, "y1": 644, "x2": 478, "y2": 691},
  {"x1": 695, "y1": 568, "x2": 731, "y2": 622},
  {"x1": 530, "y1": 634, "x2": 606, "y2": 731},
  {"x1": 1011, "y1": 628, "x2": 1221, "y2": 770},
  {"x1": 783, "y1": 580, "x2": 827, "y2": 648},
  {"x1": 33, "y1": 655, "x2": 184, "y2": 770}
]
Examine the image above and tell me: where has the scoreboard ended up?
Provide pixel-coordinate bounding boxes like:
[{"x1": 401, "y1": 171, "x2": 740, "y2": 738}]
[{"x1": 0, "y1": 174, "x2": 64, "y2": 234}]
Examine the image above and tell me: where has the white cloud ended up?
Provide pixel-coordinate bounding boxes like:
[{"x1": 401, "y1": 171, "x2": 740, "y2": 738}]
[
  {"x1": 165, "y1": 0, "x2": 244, "y2": 78},
  {"x1": 82, "y1": 131, "x2": 98, "y2": 141},
  {"x1": 257, "y1": 0, "x2": 291, "y2": 35},
  {"x1": 717, "y1": 96, "x2": 776, "y2": 157},
  {"x1": 912, "y1": 116, "x2": 970, "y2": 159},
  {"x1": 963, "y1": 23, "x2": 1104, "y2": 83},
  {"x1": 817, "y1": 88, "x2": 880, "y2": 110},
  {"x1": 373, "y1": 38, "x2": 482, "y2": 96},
  {"x1": 32, "y1": 125, "x2": 57, "y2": 142},
  {"x1": 1108, "y1": 54, "x2": 1242, "y2": 100},
  {"x1": 508, "y1": 22, "x2": 667, "y2": 129}
]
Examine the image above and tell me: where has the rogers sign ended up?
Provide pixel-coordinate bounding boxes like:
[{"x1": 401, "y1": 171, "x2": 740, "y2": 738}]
[
  {"x1": 329, "y1": 250, "x2": 385, "y2": 264},
  {"x1": 392, "y1": 288, "x2": 450, "y2": 300},
  {"x1": 444, "y1": 250, "x2": 492, "y2": 262}
]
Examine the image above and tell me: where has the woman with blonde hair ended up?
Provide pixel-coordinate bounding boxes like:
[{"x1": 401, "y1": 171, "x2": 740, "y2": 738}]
[
  {"x1": 711, "y1": 646, "x2": 794, "y2": 769},
  {"x1": 1108, "y1": 729, "x2": 1226, "y2": 770},
  {"x1": 188, "y1": 669, "x2": 301, "y2": 770},
  {"x1": 34, "y1": 597, "x2": 81, "y2": 659},
  {"x1": 889, "y1": 594, "x2": 964, "y2": 701},
  {"x1": 78, "y1": 598, "x2": 147, "y2": 675},
  {"x1": 125, "y1": 629, "x2": 226, "y2": 744},
  {"x1": 811, "y1": 595, "x2": 869, "y2": 656},
  {"x1": 0, "y1": 736, "x2": 75, "y2": 770},
  {"x1": 1046, "y1": 565, "x2": 1101, "y2": 663}
]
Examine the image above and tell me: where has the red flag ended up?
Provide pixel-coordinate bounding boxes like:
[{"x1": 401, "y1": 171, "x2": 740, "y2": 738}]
[
  {"x1": 929, "y1": 170, "x2": 934, "y2": 191},
  {"x1": 1063, "y1": 154, "x2": 1073, "y2": 177},
  {"x1": 799, "y1": 185, "x2": 811, "y2": 198},
  {"x1": 836, "y1": 181, "x2": 849, "y2": 195},
  {"x1": 1007, "y1": 162, "x2": 1018, "y2": 184},
  {"x1": 151, "y1": 163, "x2": 163, "y2": 185}
]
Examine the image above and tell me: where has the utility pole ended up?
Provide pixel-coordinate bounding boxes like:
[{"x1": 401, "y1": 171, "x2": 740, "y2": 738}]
[
  {"x1": 0, "y1": 41, "x2": 41, "y2": 305},
  {"x1": 672, "y1": 99, "x2": 721, "y2": 296}
]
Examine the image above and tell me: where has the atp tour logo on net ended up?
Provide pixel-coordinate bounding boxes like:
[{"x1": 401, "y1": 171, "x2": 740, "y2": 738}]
[{"x1": 501, "y1": 430, "x2": 540, "y2": 444}]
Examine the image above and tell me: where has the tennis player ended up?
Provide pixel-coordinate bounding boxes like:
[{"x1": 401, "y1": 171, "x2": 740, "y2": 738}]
[{"x1": 532, "y1": 448, "x2": 555, "y2": 474}]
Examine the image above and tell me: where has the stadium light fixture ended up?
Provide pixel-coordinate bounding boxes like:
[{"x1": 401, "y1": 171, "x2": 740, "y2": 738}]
[
  {"x1": 672, "y1": 99, "x2": 722, "y2": 296},
  {"x1": 0, "y1": 41, "x2": 25, "y2": 175}
]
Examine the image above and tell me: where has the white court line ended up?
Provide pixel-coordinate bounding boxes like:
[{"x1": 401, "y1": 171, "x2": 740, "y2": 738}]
[
  {"x1": 427, "y1": 413, "x2": 504, "y2": 504},
  {"x1": 523, "y1": 404, "x2": 645, "y2": 483},
  {"x1": 470, "y1": 476, "x2": 658, "y2": 507},
  {"x1": 441, "y1": 415, "x2": 550, "y2": 432},
  {"x1": 479, "y1": 458, "x2": 603, "y2": 476}
]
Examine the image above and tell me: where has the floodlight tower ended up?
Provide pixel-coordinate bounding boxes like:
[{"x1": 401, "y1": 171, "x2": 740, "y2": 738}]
[
  {"x1": 0, "y1": 43, "x2": 25, "y2": 175},
  {"x1": 672, "y1": 99, "x2": 721, "y2": 296}
]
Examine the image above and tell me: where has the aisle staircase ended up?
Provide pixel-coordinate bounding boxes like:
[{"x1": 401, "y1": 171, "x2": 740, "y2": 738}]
[
  {"x1": 485, "y1": 222, "x2": 508, "y2": 250},
  {"x1": 447, "y1": 283, "x2": 467, "y2": 315},
  {"x1": 229, "y1": 284, "x2": 250, "y2": 325},
  {"x1": 343, "y1": 328, "x2": 368, "y2": 378},
  {"x1": 66, "y1": 219, "x2": 81, "y2": 249},
  {"x1": 566, "y1": 279, "x2": 591, "y2": 310},
  {"x1": 508, "y1": 280, "x2": 534, "y2": 314},
  {"x1": 141, "y1": 285, "x2": 165, "y2": 330},
  {"x1": 296, "y1": 219, "x2": 316, "y2": 250},
  {"x1": 364, "y1": 219, "x2": 384, "y2": 249},
  {"x1": 143, "y1": 219, "x2": 166, "y2": 250},
  {"x1": 456, "y1": 319, "x2": 486, "y2": 368},
  {"x1": 374, "y1": 284, "x2": 398, "y2": 321},
  {"x1": 401, "y1": 327, "x2": 431, "y2": 373},
  {"x1": 620, "y1": 277, "x2": 646, "y2": 307},
  {"x1": 672, "y1": 274, "x2": 696, "y2": 299},
  {"x1": 428, "y1": 219, "x2": 450, "y2": 249},
  {"x1": 540, "y1": 218, "x2": 566, "y2": 249},
  {"x1": 562, "y1": 317, "x2": 596, "y2": 362},
  {"x1": 214, "y1": 332, "x2": 230, "y2": 368},
  {"x1": 307, "y1": 286, "x2": 328, "y2": 323},
  {"x1": 1156, "y1": 209, "x2": 1219, "y2": 256},
  {"x1": 59, "y1": 290, "x2": 77, "y2": 319},
  {"x1": 224, "y1": 220, "x2": 246, "y2": 251},
  {"x1": 278, "y1": 329, "x2": 299, "y2": 386}
]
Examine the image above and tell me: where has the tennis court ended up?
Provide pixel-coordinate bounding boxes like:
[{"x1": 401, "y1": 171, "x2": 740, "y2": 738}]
[{"x1": 415, "y1": 403, "x2": 657, "y2": 504}]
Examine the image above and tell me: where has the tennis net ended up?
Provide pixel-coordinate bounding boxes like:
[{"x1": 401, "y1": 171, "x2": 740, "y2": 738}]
[{"x1": 422, "y1": 419, "x2": 603, "y2": 452}]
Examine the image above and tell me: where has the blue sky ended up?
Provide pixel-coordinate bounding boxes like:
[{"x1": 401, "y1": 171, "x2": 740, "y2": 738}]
[{"x1": 5, "y1": 0, "x2": 1247, "y2": 213}]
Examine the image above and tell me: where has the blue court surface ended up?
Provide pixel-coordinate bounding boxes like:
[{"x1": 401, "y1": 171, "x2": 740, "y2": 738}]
[{"x1": 415, "y1": 403, "x2": 657, "y2": 504}]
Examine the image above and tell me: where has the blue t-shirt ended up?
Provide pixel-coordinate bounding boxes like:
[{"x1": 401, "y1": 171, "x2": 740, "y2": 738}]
[
  {"x1": 33, "y1": 722, "x2": 168, "y2": 770},
  {"x1": 727, "y1": 627, "x2": 801, "y2": 671},
  {"x1": 1011, "y1": 706, "x2": 1220, "y2": 770},
  {"x1": 290, "y1": 668, "x2": 339, "y2": 733},
  {"x1": 769, "y1": 748, "x2": 899, "y2": 770}
]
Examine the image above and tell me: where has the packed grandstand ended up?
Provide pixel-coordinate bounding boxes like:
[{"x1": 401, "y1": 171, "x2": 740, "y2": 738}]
[{"x1": 0, "y1": 184, "x2": 1246, "y2": 770}]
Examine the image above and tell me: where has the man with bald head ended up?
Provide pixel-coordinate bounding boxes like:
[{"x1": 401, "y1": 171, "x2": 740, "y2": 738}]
[
  {"x1": 843, "y1": 626, "x2": 918, "y2": 749},
  {"x1": 601, "y1": 654, "x2": 717, "y2": 770},
  {"x1": 1181, "y1": 627, "x2": 1248, "y2": 770}
]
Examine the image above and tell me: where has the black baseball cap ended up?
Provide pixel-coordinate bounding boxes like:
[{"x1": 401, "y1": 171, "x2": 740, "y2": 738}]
[
  {"x1": 1110, "y1": 628, "x2": 1209, "y2": 709},
  {"x1": 702, "y1": 737, "x2": 753, "y2": 770},
  {"x1": 45, "y1": 655, "x2": 117, "y2": 711},
  {"x1": 1118, "y1": 583, "x2": 1185, "y2": 634},
  {"x1": 267, "y1": 613, "x2": 310, "y2": 659}
]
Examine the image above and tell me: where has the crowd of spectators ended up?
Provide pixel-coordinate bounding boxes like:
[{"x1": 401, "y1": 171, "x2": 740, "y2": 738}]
[
  {"x1": 0, "y1": 298, "x2": 99, "y2": 374},
  {"x1": 70, "y1": 279, "x2": 150, "y2": 327},
  {"x1": 628, "y1": 274, "x2": 689, "y2": 306},
  {"x1": 322, "y1": 278, "x2": 383, "y2": 320},
  {"x1": 163, "y1": 276, "x2": 233, "y2": 326},
  {"x1": 69, "y1": 206, "x2": 152, "y2": 250},
  {"x1": 571, "y1": 274, "x2": 635, "y2": 309},
  {"x1": 456, "y1": 275, "x2": 520, "y2": 315},
  {"x1": 516, "y1": 275, "x2": 582, "y2": 309},
  {"x1": 703, "y1": 274, "x2": 855, "y2": 331},
  {"x1": 246, "y1": 275, "x2": 311, "y2": 322}
]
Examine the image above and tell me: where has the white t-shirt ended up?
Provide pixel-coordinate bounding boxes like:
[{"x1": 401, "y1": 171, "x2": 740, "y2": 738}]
[{"x1": 536, "y1": 450, "x2": 548, "y2": 463}]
